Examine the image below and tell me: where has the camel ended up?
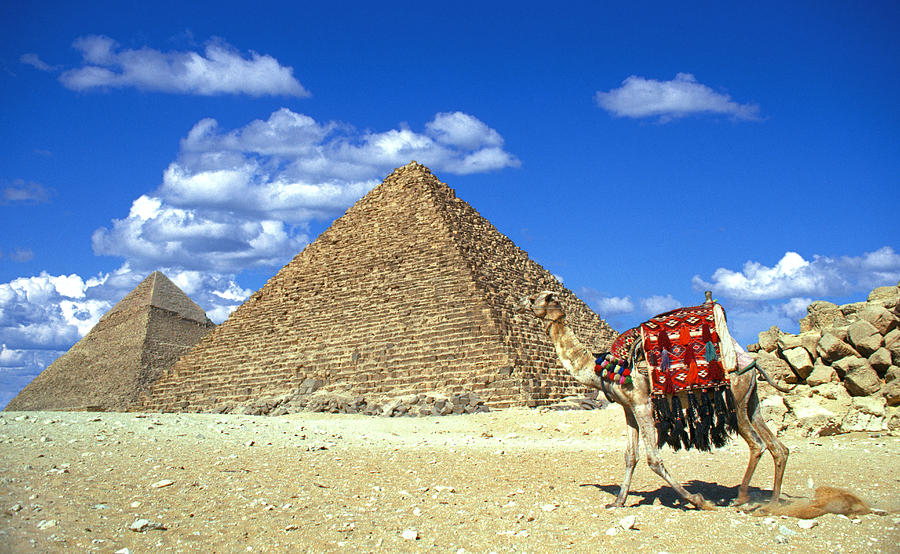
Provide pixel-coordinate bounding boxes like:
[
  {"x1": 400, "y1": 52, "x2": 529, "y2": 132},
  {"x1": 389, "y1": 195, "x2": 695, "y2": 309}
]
[{"x1": 516, "y1": 290, "x2": 790, "y2": 510}]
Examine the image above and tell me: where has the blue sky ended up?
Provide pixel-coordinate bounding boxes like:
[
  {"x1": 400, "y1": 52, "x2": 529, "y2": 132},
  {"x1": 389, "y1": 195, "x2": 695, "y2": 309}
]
[{"x1": 2, "y1": 1, "x2": 898, "y2": 407}]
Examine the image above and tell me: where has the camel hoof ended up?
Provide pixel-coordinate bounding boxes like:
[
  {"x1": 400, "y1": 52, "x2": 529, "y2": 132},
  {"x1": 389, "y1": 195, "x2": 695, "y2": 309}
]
[
  {"x1": 734, "y1": 494, "x2": 751, "y2": 506},
  {"x1": 605, "y1": 501, "x2": 624, "y2": 509},
  {"x1": 691, "y1": 494, "x2": 715, "y2": 510}
]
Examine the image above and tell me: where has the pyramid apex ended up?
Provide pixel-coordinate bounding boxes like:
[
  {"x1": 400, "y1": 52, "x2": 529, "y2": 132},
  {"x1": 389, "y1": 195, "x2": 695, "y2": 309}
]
[
  {"x1": 103, "y1": 271, "x2": 211, "y2": 325},
  {"x1": 385, "y1": 161, "x2": 438, "y2": 181}
]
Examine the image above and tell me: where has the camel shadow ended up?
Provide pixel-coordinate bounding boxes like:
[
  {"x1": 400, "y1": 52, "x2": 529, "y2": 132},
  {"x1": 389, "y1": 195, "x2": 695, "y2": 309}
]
[{"x1": 580, "y1": 481, "x2": 785, "y2": 510}]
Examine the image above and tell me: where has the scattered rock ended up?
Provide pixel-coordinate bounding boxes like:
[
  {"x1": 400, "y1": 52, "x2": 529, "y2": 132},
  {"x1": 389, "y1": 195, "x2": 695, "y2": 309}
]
[
  {"x1": 847, "y1": 320, "x2": 883, "y2": 357},
  {"x1": 841, "y1": 396, "x2": 888, "y2": 432},
  {"x1": 843, "y1": 364, "x2": 882, "y2": 397},
  {"x1": 797, "y1": 519, "x2": 818, "y2": 529},
  {"x1": 867, "y1": 285, "x2": 900, "y2": 309},
  {"x1": 149, "y1": 479, "x2": 174, "y2": 489},
  {"x1": 758, "y1": 326, "x2": 782, "y2": 352},
  {"x1": 36, "y1": 519, "x2": 57, "y2": 530},
  {"x1": 859, "y1": 305, "x2": 898, "y2": 336},
  {"x1": 817, "y1": 334, "x2": 859, "y2": 364},
  {"x1": 619, "y1": 515, "x2": 637, "y2": 530},
  {"x1": 806, "y1": 363, "x2": 837, "y2": 387},
  {"x1": 783, "y1": 347, "x2": 814, "y2": 379},
  {"x1": 869, "y1": 348, "x2": 893, "y2": 376},
  {"x1": 401, "y1": 529, "x2": 419, "y2": 540},
  {"x1": 801, "y1": 301, "x2": 844, "y2": 332},
  {"x1": 129, "y1": 518, "x2": 166, "y2": 532}
]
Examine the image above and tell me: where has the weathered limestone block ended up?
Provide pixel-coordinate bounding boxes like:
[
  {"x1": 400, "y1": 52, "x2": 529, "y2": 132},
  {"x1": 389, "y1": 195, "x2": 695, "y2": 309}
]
[
  {"x1": 843, "y1": 363, "x2": 882, "y2": 397},
  {"x1": 860, "y1": 305, "x2": 898, "y2": 336},
  {"x1": 841, "y1": 396, "x2": 888, "y2": 432},
  {"x1": 885, "y1": 329, "x2": 900, "y2": 350},
  {"x1": 784, "y1": 396, "x2": 841, "y2": 437},
  {"x1": 777, "y1": 334, "x2": 802, "y2": 351},
  {"x1": 848, "y1": 319, "x2": 880, "y2": 347},
  {"x1": 867, "y1": 285, "x2": 900, "y2": 310},
  {"x1": 824, "y1": 326, "x2": 850, "y2": 343},
  {"x1": 754, "y1": 351, "x2": 797, "y2": 384},
  {"x1": 811, "y1": 381, "x2": 852, "y2": 406},
  {"x1": 760, "y1": 395, "x2": 788, "y2": 429},
  {"x1": 817, "y1": 333, "x2": 860, "y2": 363},
  {"x1": 757, "y1": 326, "x2": 782, "y2": 352},
  {"x1": 869, "y1": 348, "x2": 893, "y2": 376},
  {"x1": 800, "y1": 331, "x2": 821, "y2": 358},
  {"x1": 848, "y1": 320, "x2": 883, "y2": 357},
  {"x1": 840, "y1": 302, "x2": 867, "y2": 323},
  {"x1": 806, "y1": 362, "x2": 838, "y2": 387},
  {"x1": 783, "y1": 347, "x2": 814, "y2": 379},
  {"x1": 833, "y1": 356, "x2": 869, "y2": 379},
  {"x1": 886, "y1": 365, "x2": 900, "y2": 384},
  {"x1": 801, "y1": 301, "x2": 848, "y2": 332},
  {"x1": 883, "y1": 381, "x2": 900, "y2": 407}
]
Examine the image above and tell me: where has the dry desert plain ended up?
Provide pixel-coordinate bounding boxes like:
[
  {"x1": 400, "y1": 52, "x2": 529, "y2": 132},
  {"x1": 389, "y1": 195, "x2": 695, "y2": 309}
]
[{"x1": 1, "y1": 405, "x2": 899, "y2": 553}]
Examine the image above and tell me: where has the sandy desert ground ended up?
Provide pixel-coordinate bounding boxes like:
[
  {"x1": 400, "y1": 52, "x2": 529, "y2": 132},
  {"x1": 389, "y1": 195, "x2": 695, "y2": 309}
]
[{"x1": 1, "y1": 406, "x2": 898, "y2": 553}]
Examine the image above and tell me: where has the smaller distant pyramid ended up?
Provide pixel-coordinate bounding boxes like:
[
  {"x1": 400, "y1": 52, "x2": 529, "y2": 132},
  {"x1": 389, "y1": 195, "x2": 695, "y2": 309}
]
[{"x1": 5, "y1": 271, "x2": 215, "y2": 411}]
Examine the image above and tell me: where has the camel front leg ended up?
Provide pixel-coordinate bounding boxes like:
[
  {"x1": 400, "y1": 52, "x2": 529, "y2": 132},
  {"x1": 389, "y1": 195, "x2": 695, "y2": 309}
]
[
  {"x1": 634, "y1": 403, "x2": 714, "y2": 510},
  {"x1": 607, "y1": 407, "x2": 640, "y2": 508}
]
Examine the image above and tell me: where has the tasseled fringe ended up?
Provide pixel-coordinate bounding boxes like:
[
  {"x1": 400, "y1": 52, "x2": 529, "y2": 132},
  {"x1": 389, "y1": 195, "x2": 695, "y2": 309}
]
[
  {"x1": 686, "y1": 393, "x2": 706, "y2": 451},
  {"x1": 649, "y1": 388, "x2": 737, "y2": 451},
  {"x1": 724, "y1": 387, "x2": 739, "y2": 434},
  {"x1": 701, "y1": 324, "x2": 719, "y2": 363},
  {"x1": 711, "y1": 388, "x2": 730, "y2": 448},
  {"x1": 670, "y1": 395, "x2": 689, "y2": 451},
  {"x1": 652, "y1": 396, "x2": 671, "y2": 449},
  {"x1": 704, "y1": 341, "x2": 718, "y2": 362},
  {"x1": 696, "y1": 392, "x2": 713, "y2": 451}
]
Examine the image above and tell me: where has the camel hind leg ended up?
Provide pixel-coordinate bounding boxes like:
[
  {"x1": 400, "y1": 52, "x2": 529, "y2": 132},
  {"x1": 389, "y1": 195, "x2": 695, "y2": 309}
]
[
  {"x1": 734, "y1": 380, "x2": 789, "y2": 505},
  {"x1": 748, "y1": 390, "x2": 789, "y2": 502}
]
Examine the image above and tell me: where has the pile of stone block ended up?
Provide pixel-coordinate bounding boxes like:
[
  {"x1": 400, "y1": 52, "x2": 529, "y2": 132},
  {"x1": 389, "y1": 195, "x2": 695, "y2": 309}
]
[
  {"x1": 217, "y1": 382, "x2": 491, "y2": 417},
  {"x1": 749, "y1": 282, "x2": 900, "y2": 435}
]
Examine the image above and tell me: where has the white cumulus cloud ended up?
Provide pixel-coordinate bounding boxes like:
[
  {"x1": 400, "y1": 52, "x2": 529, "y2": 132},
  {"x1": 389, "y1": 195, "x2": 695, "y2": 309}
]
[
  {"x1": 640, "y1": 294, "x2": 682, "y2": 315},
  {"x1": 59, "y1": 35, "x2": 308, "y2": 97},
  {"x1": 692, "y1": 247, "x2": 900, "y2": 301},
  {"x1": 595, "y1": 73, "x2": 760, "y2": 121},
  {"x1": 593, "y1": 295, "x2": 635, "y2": 316},
  {"x1": 93, "y1": 108, "x2": 519, "y2": 274}
]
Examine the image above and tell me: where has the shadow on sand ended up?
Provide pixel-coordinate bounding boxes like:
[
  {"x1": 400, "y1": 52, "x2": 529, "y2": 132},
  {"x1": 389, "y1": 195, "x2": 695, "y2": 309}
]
[{"x1": 580, "y1": 481, "x2": 794, "y2": 510}]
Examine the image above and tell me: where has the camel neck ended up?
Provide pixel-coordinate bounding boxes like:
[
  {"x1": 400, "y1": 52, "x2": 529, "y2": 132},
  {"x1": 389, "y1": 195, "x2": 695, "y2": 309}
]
[{"x1": 547, "y1": 320, "x2": 597, "y2": 387}]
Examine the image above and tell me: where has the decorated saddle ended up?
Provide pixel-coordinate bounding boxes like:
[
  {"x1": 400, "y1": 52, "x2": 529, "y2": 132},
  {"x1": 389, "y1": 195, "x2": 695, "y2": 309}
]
[
  {"x1": 642, "y1": 302, "x2": 739, "y2": 452},
  {"x1": 596, "y1": 301, "x2": 741, "y2": 452}
]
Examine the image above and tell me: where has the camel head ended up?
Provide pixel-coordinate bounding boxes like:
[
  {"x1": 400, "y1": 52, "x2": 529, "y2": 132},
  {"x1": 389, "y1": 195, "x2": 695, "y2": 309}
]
[{"x1": 516, "y1": 291, "x2": 566, "y2": 323}]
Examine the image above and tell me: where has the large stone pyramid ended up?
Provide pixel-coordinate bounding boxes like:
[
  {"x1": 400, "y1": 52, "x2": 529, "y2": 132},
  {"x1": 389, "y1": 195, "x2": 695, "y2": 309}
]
[
  {"x1": 6, "y1": 271, "x2": 215, "y2": 411},
  {"x1": 138, "y1": 162, "x2": 616, "y2": 412}
]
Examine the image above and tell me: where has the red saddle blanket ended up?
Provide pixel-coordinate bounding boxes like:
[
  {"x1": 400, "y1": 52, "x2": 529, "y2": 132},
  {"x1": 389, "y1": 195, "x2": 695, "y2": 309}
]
[{"x1": 641, "y1": 303, "x2": 729, "y2": 395}]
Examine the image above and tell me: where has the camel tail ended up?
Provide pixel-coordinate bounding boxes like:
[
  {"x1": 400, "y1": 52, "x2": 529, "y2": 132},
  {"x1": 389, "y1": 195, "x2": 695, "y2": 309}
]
[{"x1": 753, "y1": 362, "x2": 796, "y2": 393}]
